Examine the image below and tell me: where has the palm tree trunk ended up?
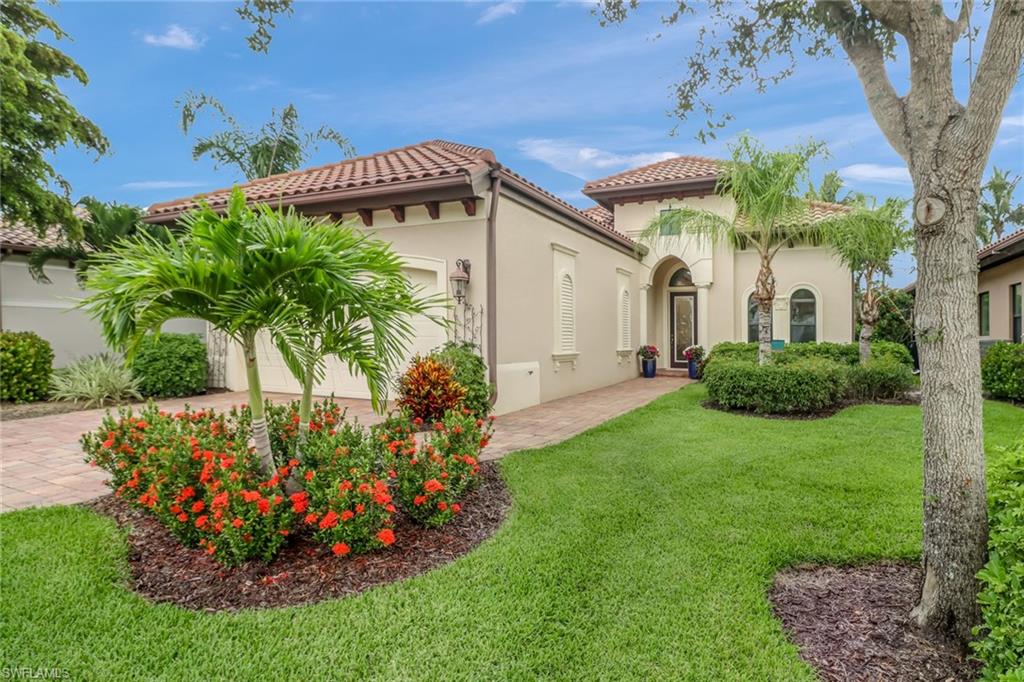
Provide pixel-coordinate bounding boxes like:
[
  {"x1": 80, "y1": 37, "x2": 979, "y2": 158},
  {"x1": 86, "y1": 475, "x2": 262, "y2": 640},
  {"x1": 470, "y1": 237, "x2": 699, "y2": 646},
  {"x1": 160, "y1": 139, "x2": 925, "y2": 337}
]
[
  {"x1": 242, "y1": 334, "x2": 275, "y2": 477},
  {"x1": 859, "y1": 279, "x2": 876, "y2": 364},
  {"x1": 755, "y1": 252, "x2": 776, "y2": 365},
  {"x1": 298, "y1": 363, "x2": 314, "y2": 448}
]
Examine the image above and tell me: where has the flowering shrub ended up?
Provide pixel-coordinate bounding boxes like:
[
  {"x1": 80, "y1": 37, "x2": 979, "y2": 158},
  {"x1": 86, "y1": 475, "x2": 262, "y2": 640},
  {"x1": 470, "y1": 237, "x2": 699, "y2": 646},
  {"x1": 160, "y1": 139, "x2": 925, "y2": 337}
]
[
  {"x1": 396, "y1": 355, "x2": 467, "y2": 423},
  {"x1": 82, "y1": 403, "x2": 294, "y2": 566},
  {"x1": 682, "y1": 345, "x2": 704, "y2": 362},
  {"x1": 392, "y1": 408, "x2": 492, "y2": 528},
  {"x1": 636, "y1": 345, "x2": 660, "y2": 360}
]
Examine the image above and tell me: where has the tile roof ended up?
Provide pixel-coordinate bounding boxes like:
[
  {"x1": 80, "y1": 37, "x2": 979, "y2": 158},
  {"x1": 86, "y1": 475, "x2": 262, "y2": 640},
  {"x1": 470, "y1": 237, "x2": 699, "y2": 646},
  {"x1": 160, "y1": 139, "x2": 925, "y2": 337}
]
[
  {"x1": 978, "y1": 228, "x2": 1024, "y2": 259},
  {"x1": 581, "y1": 205, "x2": 614, "y2": 227},
  {"x1": 583, "y1": 155, "x2": 722, "y2": 193},
  {"x1": 147, "y1": 140, "x2": 496, "y2": 218},
  {"x1": 0, "y1": 221, "x2": 64, "y2": 252}
]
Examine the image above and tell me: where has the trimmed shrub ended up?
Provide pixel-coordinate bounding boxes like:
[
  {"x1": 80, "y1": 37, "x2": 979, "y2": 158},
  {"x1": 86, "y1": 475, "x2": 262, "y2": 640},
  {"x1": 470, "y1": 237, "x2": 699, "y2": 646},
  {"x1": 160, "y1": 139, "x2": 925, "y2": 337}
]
[
  {"x1": 432, "y1": 341, "x2": 493, "y2": 416},
  {"x1": 972, "y1": 437, "x2": 1024, "y2": 679},
  {"x1": 396, "y1": 355, "x2": 467, "y2": 423},
  {"x1": 0, "y1": 331, "x2": 54, "y2": 403},
  {"x1": 705, "y1": 340, "x2": 914, "y2": 370},
  {"x1": 50, "y1": 354, "x2": 141, "y2": 407},
  {"x1": 982, "y1": 342, "x2": 1024, "y2": 401},
  {"x1": 776, "y1": 341, "x2": 859, "y2": 366},
  {"x1": 703, "y1": 358, "x2": 848, "y2": 414},
  {"x1": 131, "y1": 333, "x2": 207, "y2": 398},
  {"x1": 846, "y1": 357, "x2": 915, "y2": 401},
  {"x1": 870, "y1": 340, "x2": 914, "y2": 368}
]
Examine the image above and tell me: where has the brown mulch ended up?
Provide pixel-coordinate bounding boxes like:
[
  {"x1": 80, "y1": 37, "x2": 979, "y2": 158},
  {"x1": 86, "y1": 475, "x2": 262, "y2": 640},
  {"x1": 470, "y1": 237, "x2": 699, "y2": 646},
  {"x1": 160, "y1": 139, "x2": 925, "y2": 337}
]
[
  {"x1": 1, "y1": 388, "x2": 229, "y2": 422},
  {"x1": 82, "y1": 461, "x2": 510, "y2": 612},
  {"x1": 702, "y1": 395, "x2": 920, "y2": 421},
  {"x1": 770, "y1": 563, "x2": 978, "y2": 681}
]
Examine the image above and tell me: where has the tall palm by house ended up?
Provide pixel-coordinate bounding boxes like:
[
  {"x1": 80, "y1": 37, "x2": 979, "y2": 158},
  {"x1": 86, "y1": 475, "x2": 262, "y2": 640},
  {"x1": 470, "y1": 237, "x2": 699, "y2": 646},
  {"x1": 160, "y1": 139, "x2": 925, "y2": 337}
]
[
  {"x1": 639, "y1": 134, "x2": 835, "y2": 365},
  {"x1": 28, "y1": 197, "x2": 151, "y2": 283}
]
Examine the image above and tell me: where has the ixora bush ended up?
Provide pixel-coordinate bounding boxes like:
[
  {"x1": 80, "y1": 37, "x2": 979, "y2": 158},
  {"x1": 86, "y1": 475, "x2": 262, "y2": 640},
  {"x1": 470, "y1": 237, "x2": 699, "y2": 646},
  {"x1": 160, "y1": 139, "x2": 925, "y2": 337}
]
[
  {"x1": 431, "y1": 341, "x2": 493, "y2": 416},
  {"x1": 703, "y1": 358, "x2": 848, "y2": 414},
  {"x1": 50, "y1": 354, "x2": 141, "y2": 407},
  {"x1": 397, "y1": 354, "x2": 467, "y2": 423},
  {"x1": 131, "y1": 333, "x2": 208, "y2": 398},
  {"x1": 0, "y1": 331, "x2": 54, "y2": 403},
  {"x1": 83, "y1": 397, "x2": 495, "y2": 566},
  {"x1": 972, "y1": 437, "x2": 1024, "y2": 679},
  {"x1": 845, "y1": 357, "x2": 915, "y2": 401},
  {"x1": 981, "y1": 342, "x2": 1024, "y2": 402}
]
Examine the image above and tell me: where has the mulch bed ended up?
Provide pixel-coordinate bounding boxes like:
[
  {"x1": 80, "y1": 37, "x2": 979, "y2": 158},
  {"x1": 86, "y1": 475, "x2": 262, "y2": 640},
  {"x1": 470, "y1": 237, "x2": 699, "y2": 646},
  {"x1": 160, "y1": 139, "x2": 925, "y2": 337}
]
[
  {"x1": 1, "y1": 388, "x2": 230, "y2": 422},
  {"x1": 702, "y1": 396, "x2": 920, "y2": 421},
  {"x1": 83, "y1": 461, "x2": 510, "y2": 612},
  {"x1": 770, "y1": 563, "x2": 978, "y2": 681}
]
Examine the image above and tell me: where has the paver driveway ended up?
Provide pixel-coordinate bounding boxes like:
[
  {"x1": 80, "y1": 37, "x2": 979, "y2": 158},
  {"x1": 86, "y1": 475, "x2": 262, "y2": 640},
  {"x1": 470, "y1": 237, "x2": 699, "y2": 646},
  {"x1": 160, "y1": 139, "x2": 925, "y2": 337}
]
[{"x1": 0, "y1": 377, "x2": 687, "y2": 511}]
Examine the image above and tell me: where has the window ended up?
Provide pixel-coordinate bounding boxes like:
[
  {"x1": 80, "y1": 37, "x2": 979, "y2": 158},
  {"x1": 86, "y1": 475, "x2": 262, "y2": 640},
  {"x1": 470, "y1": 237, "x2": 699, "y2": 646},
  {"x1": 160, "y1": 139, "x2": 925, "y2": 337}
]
[
  {"x1": 747, "y1": 293, "x2": 772, "y2": 342},
  {"x1": 1012, "y1": 283, "x2": 1022, "y2": 343},
  {"x1": 789, "y1": 288, "x2": 817, "y2": 343},
  {"x1": 558, "y1": 273, "x2": 576, "y2": 352},
  {"x1": 620, "y1": 289, "x2": 632, "y2": 350},
  {"x1": 668, "y1": 266, "x2": 692, "y2": 287},
  {"x1": 658, "y1": 208, "x2": 681, "y2": 236},
  {"x1": 979, "y1": 291, "x2": 990, "y2": 337}
]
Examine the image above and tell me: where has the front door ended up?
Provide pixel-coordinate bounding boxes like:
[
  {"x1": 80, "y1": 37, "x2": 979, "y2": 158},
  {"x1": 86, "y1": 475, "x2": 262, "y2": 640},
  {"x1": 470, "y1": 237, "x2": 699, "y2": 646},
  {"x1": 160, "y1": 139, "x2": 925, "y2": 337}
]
[{"x1": 669, "y1": 292, "x2": 697, "y2": 368}]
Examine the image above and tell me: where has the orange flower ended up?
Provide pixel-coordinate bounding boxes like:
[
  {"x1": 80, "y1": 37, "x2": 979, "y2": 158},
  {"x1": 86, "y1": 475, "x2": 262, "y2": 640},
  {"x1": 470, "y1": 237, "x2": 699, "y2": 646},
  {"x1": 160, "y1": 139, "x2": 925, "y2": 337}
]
[
  {"x1": 319, "y1": 510, "x2": 339, "y2": 530},
  {"x1": 232, "y1": 518, "x2": 244, "y2": 529},
  {"x1": 331, "y1": 542, "x2": 350, "y2": 556},
  {"x1": 423, "y1": 479, "x2": 445, "y2": 493},
  {"x1": 376, "y1": 529, "x2": 395, "y2": 546}
]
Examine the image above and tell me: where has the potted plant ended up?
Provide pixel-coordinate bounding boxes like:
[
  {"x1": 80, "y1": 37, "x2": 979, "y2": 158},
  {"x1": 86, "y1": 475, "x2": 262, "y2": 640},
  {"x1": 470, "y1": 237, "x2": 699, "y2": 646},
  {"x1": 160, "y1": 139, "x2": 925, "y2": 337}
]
[
  {"x1": 683, "y1": 345, "x2": 705, "y2": 379},
  {"x1": 637, "y1": 345, "x2": 660, "y2": 378}
]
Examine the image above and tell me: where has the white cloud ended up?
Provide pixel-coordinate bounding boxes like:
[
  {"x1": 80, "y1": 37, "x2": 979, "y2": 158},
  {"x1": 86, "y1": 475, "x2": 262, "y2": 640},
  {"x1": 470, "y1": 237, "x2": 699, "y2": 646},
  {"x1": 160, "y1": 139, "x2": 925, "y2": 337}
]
[
  {"x1": 838, "y1": 163, "x2": 912, "y2": 186},
  {"x1": 142, "y1": 25, "x2": 203, "y2": 50},
  {"x1": 518, "y1": 138, "x2": 676, "y2": 179},
  {"x1": 120, "y1": 180, "x2": 208, "y2": 191},
  {"x1": 1001, "y1": 114, "x2": 1024, "y2": 127},
  {"x1": 477, "y1": 2, "x2": 524, "y2": 25}
]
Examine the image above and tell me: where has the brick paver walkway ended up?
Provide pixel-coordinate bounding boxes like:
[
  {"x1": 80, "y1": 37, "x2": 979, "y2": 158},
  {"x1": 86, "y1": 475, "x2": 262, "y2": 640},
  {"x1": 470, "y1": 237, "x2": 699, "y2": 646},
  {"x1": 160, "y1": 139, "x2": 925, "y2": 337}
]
[{"x1": 0, "y1": 377, "x2": 687, "y2": 512}]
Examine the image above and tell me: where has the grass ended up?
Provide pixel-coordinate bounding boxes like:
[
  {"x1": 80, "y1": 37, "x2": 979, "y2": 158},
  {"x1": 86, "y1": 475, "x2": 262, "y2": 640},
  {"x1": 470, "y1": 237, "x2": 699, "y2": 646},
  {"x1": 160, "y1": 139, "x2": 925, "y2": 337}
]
[{"x1": 2, "y1": 386, "x2": 1021, "y2": 681}]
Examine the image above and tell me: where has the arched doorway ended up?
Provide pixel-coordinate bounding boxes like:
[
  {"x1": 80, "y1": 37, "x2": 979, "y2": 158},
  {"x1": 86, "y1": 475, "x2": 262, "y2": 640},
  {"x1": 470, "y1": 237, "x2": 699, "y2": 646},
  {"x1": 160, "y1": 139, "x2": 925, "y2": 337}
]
[{"x1": 649, "y1": 257, "x2": 698, "y2": 369}]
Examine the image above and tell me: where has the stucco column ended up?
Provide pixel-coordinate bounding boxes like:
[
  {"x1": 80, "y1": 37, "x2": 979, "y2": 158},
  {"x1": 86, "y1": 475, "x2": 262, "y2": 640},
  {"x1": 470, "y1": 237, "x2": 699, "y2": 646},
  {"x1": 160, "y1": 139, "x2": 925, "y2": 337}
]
[
  {"x1": 639, "y1": 284, "x2": 651, "y2": 346},
  {"x1": 695, "y1": 283, "x2": 711, "y2": 349}
]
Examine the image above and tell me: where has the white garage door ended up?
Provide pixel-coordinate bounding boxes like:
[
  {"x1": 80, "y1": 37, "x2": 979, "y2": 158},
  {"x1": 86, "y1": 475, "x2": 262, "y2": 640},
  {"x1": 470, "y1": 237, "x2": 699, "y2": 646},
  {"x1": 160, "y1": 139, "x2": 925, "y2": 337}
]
[{"x1": 255, "y1": 258, "x2": 447, "y2": 399}]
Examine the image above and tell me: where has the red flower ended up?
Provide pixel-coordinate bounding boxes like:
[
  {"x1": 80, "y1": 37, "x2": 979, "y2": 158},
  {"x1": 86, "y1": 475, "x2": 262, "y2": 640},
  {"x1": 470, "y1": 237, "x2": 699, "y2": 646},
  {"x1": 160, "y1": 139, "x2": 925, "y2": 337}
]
[
  {"x1": 257, "y1": 498, "x2": 271, "y2": 515},
  {"x1": 304, "y1": 470, "x2": 315, "y2": 482},
  {"x1": 452, "y1": 503, "x2": 461, "y2": 513},
  {"x1": 340, "y1": 510, "x2": 354, "y2": 522},
  {"x1": 373, "y1": 491, "x2": 392, "y2": 505},
  {"x1": 437, "y1": 501, "x2": 448, "y2": 511},
  {"x1": 195, "y1": 515, "x2": 208, "y2": 528},
  {"x1": 191, "y1": 500, "x2": 205, "y2": 513},
  {"x1": 339, "y1": 480, "x2": 353, "y2": 492},
  {"x1": 377, "y1": 529, "x2": 395, "y2": 546},
  {"x1": 355, "y1": 503, "x2": 365, "y2": 514},
  {"x1": 413, "y1": 495, "x2": 427, "y2": 506},
  {"x1": 241, "y1": 490, "x2": 261, "y2": 503},
  {"x1": 232, "y1": 518, "x2": 244, "y2": 529},
  {"x1": 304, "y1": 513, "x2": 319, "y2": 525},
  {"x1": 331, "y1": 542, "x2": 350, "y2": 557},
  {"x1": 290, "y1": 492, "x2": 309, "y2": 514},
  {"x1": 288, "y1": 459, "x2": 299, "y2": 467},
  {"x1": 319, "y1": 510, "x2": 339, "y2": 530},
  {"x1": 176, "y1": 513, "x2": 188, "y2": 522},
  {"x1": 423, "y1": 479, "x2": 445, "y2": 493}
]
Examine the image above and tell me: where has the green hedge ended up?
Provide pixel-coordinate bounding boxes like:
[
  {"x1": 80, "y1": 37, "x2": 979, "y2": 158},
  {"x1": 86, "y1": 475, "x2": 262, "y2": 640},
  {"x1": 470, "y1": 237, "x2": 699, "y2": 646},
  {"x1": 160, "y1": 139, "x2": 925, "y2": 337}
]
[
  {"x1": 131, "y1": 333, "x2": 207, "y2": 398},
  {"x1": 706, "y1": 340, "x2": 913, "y2": 368},
  {"x1": 972, "y1": 437, "x2": 1024, "y2": 679},
  {"x1": 0, "y1": 331, "x2": 54, "y2": 403},
  {"x1": 703, "y1": 358, "x2": 848, "y2": 414},
  {"x1": 981, "y1": 342, "x2": 1024, "y2": 402},
  {"x1": 846, "y1": 357, "x2": 915, "y2": 401},
  {"x1": 431, "y1": 341, "x2": 493, "y2": 416}
]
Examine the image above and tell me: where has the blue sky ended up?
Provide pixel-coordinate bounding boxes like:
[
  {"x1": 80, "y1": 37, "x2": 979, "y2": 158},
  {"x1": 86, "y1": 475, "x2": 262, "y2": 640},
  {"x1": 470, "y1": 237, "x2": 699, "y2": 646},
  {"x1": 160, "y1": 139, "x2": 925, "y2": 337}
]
[{"x1": 49, "y1": 1, "x2": 1024, "y2": 286}]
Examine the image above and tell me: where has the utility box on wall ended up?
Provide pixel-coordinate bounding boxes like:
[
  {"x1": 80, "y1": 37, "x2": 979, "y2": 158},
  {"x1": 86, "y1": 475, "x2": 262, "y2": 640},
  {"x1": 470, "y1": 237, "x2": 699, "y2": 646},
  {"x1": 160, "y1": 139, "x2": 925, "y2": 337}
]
[{"x1": 493, "y1": 362, "x2": 540, "y2": 415}]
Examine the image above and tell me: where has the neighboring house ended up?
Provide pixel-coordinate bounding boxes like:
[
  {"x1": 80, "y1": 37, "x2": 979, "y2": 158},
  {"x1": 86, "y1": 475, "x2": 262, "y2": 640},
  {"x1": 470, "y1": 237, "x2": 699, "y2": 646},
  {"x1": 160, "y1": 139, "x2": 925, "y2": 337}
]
[
  {"x1": 977, "y1": 229, "x2": 1024, "y2": 344},
  {"x1": 145, "y1": 140, "x2": 853, "y2": 414},
  {"x1": 0, "y1": 220, "x2": 205, "y2": 368}
]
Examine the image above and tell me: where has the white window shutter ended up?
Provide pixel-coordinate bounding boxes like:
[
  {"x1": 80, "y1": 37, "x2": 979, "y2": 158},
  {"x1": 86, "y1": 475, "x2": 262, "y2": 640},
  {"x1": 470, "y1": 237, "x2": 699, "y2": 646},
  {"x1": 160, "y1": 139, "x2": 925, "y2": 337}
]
[
  {"x1": 621, "y1": 289, "x2": 631, "y2": 349},
  {"x1": 559, "y1": 273, "x2": 575, "y2": 352}
]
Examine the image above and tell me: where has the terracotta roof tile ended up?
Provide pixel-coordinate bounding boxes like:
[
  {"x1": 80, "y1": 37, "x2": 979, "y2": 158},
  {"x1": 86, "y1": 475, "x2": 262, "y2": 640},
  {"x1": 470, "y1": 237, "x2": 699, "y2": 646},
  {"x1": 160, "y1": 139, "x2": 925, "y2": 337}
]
[
  {"x1": 583, "y1": 155, "x2": 722, "y2": 193},
  {"x1": 147, "y1": 140, "x2": 495, "y2": 218},
  {"x1": 978, "y1": 228, "x2": 1024, "y2": 259},
  {"x1": 581, "y1": 205, "x2": 614, "y2": 227}
]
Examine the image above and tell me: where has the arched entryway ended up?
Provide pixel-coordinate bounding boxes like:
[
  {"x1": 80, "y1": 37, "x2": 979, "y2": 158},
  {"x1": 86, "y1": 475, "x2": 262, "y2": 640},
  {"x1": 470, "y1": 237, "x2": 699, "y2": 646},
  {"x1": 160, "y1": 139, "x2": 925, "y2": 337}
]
[{"x1": 648, "y1": 257, "x2": 698, "y2": 369}]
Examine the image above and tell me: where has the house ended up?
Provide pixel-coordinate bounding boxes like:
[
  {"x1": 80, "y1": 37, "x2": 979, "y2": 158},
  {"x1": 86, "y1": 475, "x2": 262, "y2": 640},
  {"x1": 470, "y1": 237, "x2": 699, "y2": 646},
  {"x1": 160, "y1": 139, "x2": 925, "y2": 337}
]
[
  {"x1": 142, "y1": 140, "x2": 851, "y2": 414},
  {"x1": 977, "y1": 229, "x2": 1024, "y2": 344},
  {"x1": 0, "y1": 220, "x2": 205, "y2": 366}
]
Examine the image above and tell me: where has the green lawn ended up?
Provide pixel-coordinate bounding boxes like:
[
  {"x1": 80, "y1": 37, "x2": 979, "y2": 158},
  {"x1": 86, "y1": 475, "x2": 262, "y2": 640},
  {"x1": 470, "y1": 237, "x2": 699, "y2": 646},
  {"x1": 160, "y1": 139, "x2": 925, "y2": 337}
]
[{"x1": 2, "y1": 386, "x2": 1021, "y2": 681}]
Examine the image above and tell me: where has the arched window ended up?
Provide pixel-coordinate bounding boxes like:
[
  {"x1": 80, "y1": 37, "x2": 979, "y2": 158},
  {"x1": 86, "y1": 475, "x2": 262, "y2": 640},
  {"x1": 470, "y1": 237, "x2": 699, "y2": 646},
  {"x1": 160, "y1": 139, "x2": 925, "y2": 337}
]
[
  {"x1": 619, "y1": 288, "x2": 632, "y2": 350},
  {"x1": 747, "y1": 293, "x2": 772, "y2": 342},
  {"x1": 558, "y1": 273, "x2": 576, "y2": 352},
  {"x1": 790, "y1": 288, "x2": 817, "y2": 343},
  {"x1": 669, "y1": 266, "x2": 692, "y2": 287}
]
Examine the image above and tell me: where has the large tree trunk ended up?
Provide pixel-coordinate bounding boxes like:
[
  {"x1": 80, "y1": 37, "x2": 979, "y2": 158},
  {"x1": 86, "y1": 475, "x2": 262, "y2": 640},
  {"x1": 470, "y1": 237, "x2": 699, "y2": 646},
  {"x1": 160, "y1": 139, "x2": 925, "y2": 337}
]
[
  {"x1": 755, "y1": 252, "x2": 776, "y2": 365},
  {"x1": 242, "y1": 334, "x2": 276, "y2": 478},
  {"x1": 909, "y1": 177, "x2": 987, "y2": 644}
]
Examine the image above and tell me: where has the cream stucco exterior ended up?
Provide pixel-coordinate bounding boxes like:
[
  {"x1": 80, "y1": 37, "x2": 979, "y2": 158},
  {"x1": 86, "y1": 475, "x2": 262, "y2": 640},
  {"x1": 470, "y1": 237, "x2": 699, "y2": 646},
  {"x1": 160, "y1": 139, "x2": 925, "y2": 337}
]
[{"x1": 978, "y1": 257, "x2": 1024, "y2": 342}]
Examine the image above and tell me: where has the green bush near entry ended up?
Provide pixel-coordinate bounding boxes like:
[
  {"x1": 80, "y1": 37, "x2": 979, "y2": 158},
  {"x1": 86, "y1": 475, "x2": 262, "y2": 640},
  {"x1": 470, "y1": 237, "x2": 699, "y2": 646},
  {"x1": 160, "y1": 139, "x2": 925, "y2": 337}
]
[
  {"x1": 703, "y1": 358, "x2": 848, "y2": 414},
  {"x1": 705, "y1": 340, "x2": 913, "y2": 369},
  {"x1": 846, "y1": 357, "x2": 915, "y2": 401},
  {"x1": 0, "y1": 331, "x2": 54, "y2": 403},
  {"x1": 981, "y1": 342, "x2": 1024, "y2": 402},
  {"x1": 131, "y1": 333, "x2": 208, "y2": 398},
  {"x1": 431, "y1": 342, "x2": 493, "y2": 416}
]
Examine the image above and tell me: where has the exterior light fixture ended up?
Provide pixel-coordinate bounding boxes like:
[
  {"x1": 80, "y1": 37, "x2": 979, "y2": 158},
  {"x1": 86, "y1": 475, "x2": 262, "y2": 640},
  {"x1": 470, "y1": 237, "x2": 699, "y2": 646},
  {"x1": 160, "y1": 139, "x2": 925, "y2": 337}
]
[{"x1": 449, "y1": 258, "x2": 471, "y2": 303}]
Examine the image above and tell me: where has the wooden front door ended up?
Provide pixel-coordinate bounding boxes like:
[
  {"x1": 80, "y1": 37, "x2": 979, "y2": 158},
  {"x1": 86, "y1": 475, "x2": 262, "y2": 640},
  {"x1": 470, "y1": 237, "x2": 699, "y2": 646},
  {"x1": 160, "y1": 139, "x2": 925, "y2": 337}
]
[{"x1": 669, "y1": 292, "x2": 697, "y2": 368}]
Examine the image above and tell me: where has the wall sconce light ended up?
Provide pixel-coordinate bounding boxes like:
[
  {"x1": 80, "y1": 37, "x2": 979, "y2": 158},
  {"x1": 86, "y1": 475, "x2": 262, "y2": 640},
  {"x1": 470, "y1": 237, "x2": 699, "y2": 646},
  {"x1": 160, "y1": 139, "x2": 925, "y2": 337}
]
[{"x1": 449, "y1": 258, "x2": 471, "y2": 303}]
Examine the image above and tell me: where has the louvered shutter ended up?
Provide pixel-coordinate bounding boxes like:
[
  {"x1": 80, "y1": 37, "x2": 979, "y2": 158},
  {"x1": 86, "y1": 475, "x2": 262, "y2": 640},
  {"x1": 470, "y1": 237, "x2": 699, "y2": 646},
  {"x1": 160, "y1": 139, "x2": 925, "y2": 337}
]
[
  {"x1": 621, "y1": 289, "x2": 631, "y2": 349},
  {"x1": 559, "y1": 273, "x2": 575, "y2": 352}
]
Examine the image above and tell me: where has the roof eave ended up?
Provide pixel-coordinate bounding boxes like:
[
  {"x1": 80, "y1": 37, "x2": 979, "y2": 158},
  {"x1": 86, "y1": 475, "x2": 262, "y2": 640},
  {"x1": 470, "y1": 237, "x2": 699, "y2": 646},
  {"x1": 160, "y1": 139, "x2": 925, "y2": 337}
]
[{"x1": 582, "y1": 176, "x2": 719, "y2": 209}]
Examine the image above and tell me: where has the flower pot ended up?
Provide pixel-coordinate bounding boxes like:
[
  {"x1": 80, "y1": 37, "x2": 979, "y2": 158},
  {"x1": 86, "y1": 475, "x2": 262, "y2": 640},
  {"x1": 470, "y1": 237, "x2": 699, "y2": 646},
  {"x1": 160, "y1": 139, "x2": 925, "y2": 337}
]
[
  {"x1": 641, "y1": 358, "x2": 657, "y2": 378},
  {"x1": 687, "y1": 359, "x2": 700, "y2": 379}
]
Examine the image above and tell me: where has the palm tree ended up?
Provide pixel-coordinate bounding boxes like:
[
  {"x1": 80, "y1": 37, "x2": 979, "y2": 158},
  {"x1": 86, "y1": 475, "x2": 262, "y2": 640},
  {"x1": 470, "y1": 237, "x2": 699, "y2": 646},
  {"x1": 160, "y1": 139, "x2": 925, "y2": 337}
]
[
  {"x1": 640, "y1": 134, "x2": 834, "y2": 364},
  {"x1": 28, "y1": 197, "x2": 150, "y2": 283},
  {"x1": 821, "y1": 199, "x2": 912, "y2": 362},
  {"x1": 177, "y1": 92, "x2": 354, "y2": 181},
  {"x1": 804, "y1": 170, "x2": 870, "y2": 207},
  {"x1": 976, "y1": 167, "x2": 1024, "y2": 246},
  {"x1": 81, "y1": 190, "x2": 368, "y2": 475}
]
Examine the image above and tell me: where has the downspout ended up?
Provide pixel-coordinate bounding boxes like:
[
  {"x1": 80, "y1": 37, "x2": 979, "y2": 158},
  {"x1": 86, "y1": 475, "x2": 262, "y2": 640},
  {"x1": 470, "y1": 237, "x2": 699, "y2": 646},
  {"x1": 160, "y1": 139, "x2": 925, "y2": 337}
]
[{"x1": 486, "y1": 169, "x2": 502, "y2": 407}]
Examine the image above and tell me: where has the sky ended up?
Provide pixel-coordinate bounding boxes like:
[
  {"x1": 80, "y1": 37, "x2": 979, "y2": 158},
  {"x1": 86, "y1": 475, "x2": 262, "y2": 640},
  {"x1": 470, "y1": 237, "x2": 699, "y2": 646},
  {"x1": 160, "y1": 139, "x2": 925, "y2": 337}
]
[{"x1": 45, "y1": 1, "x2": 1024, "y2": 287}]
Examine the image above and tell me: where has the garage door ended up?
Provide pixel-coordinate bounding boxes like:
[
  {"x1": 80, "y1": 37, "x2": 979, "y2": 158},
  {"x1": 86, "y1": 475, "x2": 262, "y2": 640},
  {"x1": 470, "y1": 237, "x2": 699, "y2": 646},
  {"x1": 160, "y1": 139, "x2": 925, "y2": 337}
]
[{"x1": 255, "y1": 257, "x2": 447, "y2": 399}]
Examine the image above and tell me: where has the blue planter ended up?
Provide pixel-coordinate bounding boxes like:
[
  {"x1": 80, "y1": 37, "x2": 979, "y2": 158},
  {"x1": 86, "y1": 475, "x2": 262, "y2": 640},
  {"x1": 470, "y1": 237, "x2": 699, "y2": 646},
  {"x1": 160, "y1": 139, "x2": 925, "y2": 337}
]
[
  {"x1": 688, "y1": 359, "x2": 700, "y2": 379},
  {"x1": 641, "y1": 358, "x2": 657, "y2": 378}
]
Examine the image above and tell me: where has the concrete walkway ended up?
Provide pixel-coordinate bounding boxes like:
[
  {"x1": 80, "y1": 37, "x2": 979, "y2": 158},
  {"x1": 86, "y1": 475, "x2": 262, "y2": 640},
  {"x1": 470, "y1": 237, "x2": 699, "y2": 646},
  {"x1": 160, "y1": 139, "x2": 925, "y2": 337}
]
[{"x1": 0, "y1": 377, "x2": 687, "y2": 512}]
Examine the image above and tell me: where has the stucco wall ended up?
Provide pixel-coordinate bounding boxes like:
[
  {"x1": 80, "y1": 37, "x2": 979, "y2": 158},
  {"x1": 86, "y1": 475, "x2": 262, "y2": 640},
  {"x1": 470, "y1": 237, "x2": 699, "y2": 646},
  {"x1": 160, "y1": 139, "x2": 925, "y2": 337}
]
[
  {"x1": 979, "y1": 257, "x2": 1024, "y2": 341},
  {"x1": 1, "y1": 257, "x2": 206, "y2": 367},
  {"x1": 495, "y1": 192, "x2": 644, "y2": 404}
]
